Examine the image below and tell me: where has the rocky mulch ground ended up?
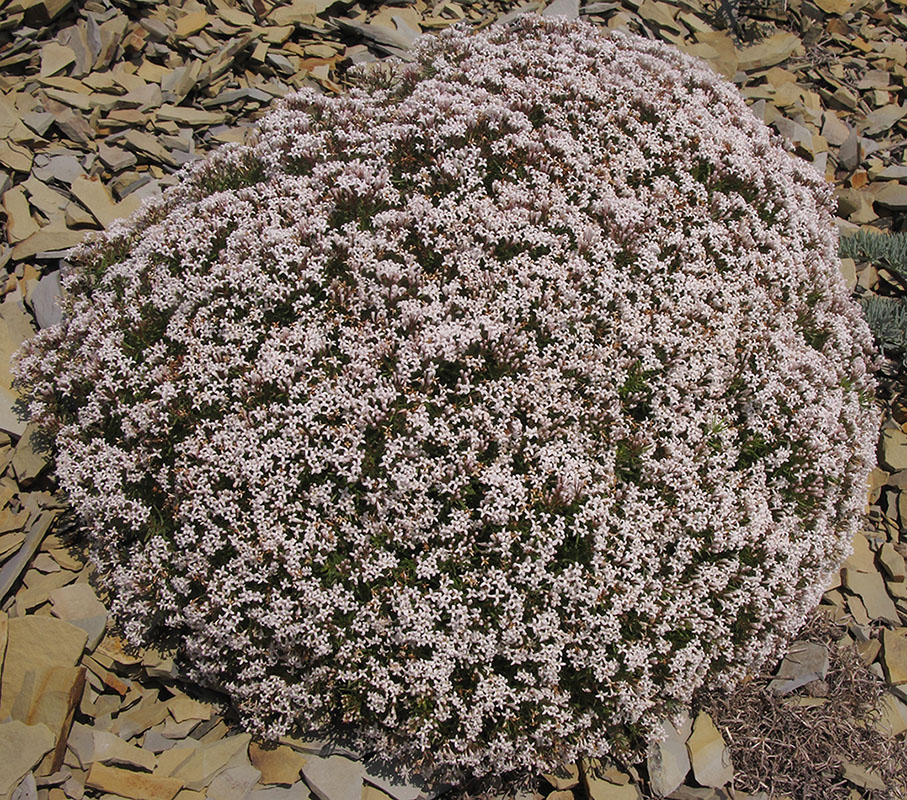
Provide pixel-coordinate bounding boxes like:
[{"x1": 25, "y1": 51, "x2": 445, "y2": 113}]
[{"x1": 3, "y1": 0, "x2": 907, "y2": 798}]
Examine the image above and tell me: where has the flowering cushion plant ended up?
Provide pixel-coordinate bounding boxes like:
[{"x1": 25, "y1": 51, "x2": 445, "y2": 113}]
[{"x1": 14, "y1": 13, "x2": 878, "y2": 785}]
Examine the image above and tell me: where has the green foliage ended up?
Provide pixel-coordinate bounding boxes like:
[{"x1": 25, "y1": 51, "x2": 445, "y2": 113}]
[
  {"x1": 860, "y1": 295, "x2": 907, "y2": 368},
  {"x1": 839, "y1": 230, "x2": 907, "y2": 370},
  {"x1": 839, "y1": 229, "x2": 907, "y2": 276}
]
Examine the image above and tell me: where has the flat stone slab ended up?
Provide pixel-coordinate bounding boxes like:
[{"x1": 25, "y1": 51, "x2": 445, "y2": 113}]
[
  {"x1": 686, "y1": 712, "x2": 733, "y2": 789},
  {"x1": 769, "y1": 641, "x2": 830, "y2": 694},
  {"x1": 646, "y1": 714, "x2": 691, "y2": 797},
  {"x1": 0, "y1": 615, "x2": 88, "y2": 721},
  {"x1": 85, "y1": 763, "x2": 183, "y2": 800},
  {"x1": 0, "y1": 721, "x2": 54, "y2": 800},
  {"x1": 251, "y1": 743, "x2": 308, "y2": 786},
  {"x1": 301, "y1": 755, "x2": 365, "y2": 800},
  {"x1": 883, "y1": 628, "x2": 907, "y2": 685}
]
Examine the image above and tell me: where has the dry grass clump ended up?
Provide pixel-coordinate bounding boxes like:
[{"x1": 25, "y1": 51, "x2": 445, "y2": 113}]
[{"x1": 699, "y1": 610, "x2": 907, "y2": 800}]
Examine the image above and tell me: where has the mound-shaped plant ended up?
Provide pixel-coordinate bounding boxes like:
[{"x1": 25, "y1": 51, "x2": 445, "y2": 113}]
[{"x1": 13, "y1": 13, "x2": 879, "y2": 785}]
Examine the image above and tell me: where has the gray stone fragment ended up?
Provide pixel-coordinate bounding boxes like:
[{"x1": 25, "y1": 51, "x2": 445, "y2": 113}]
[
  {"x1": 821, "y1": 111, "x2": 851, "y2": 147},
  {"x1": 875, "y1": 182, "x2": 907, "y2": 210},
  {"x1": 139, "y1": 18, "x2": 171, "y2": 40},
  {"x1": 265, "y1": 53, "x2": 295, "y2": 75},
  {"x1": 389, "y1": 15, "x2": 422, "y2": 48},
  {"x1": 11, "y1": 772, "x2": 37, "y2": 800},
  {"x1": 879, "y1": 165, "x2": 907, "y2": 180},
  {"x1": 141, "y1": 729, "x2": 182, "y2": 753},
  {"x1": 22, "y1": 112, "x2": 54, "y2": 136},
  {"x1": 542, "y1": 0, "x2": 580, "y2": 18},
  {"x1": 49, "y1": 582, "x2": 108, "y2": 652},
  {"x1": 250, "y1": 786, "x2": 311, "y2": 800},
  {"x1": 10, "y1": 424, "x2": 50, "y2": 486},
  {"x1": 302, "y1": 756, "x2": 365, "y2": 800},
  {"x1": 333, "y1": 18, "x2": 416, "y2": 55},
  {"x1": 111, "y1": 172, "x2": 153, "y2": 199},
  {"x1": 773, "y1": 116, "x2": 812, "y2": 148},
  {"x1": 27, "y1": 270, "x2": 63, "y2": 329},
  {"x1": 65, "y1": 722, "x2": 94, "y2": 769},
  {"x1": 48, "y1": 109, "x2": 92, "y2": 146},
  {"x1": 645, "y1": 714, "x2": 691, "y2": 798},
  {"x1": 61, "y1": 774, "x2": 84, "y2": 800},
  {"x1": 769, "y1": 641, "x2": 829, "y2": 694},
  {"x1": 35, "y1": 770, "x2": 70, "y2": 788},
  {"x1": 98, "y1": 143, "x2": 136, "y2": 173},
  {"x1": 202, "y1": 88, "x2": 272, "y2": 106},
  {"x1": 838, "y1": 129, "x2": 861, "y2": 171},
  {"x1": 207, "y1": 765, "x2": 261, "y2": 800},
  {"x1": 499, "y1": 3, "x2": 542, "y2": 23},
  {"x1": 47, "y1": 155, "x2": 86, "y2": 186},
  {"x1": 85, "y1": 15, "x2": 102, "y2": 62}
]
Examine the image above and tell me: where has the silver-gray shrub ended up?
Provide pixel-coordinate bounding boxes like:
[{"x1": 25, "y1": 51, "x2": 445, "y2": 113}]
[{"x1": 13, "y1": 13, "x2": 879, "y2": 786}]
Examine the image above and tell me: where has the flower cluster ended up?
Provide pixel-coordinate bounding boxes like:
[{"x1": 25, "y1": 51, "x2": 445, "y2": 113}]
[{"x1": 13, "y1": 13, "x2": 878, "y2": 785}]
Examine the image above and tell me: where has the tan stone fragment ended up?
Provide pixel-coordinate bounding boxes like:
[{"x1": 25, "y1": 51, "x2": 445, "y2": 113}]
[
  {"x1": 0, "y1": 298, "x2": 33, "y2": 437},
  {"x1": 112, "y1": 691, "x2": 168, "y2": 740},
  {"x1": 156, "y1": 105, "x2": 227, "y2": 126},
  {"x1": 11, "y1": 423, "x2": 51, "y2": 486},
  {"x1": 880, "y1": 542, "x2": 907, "y2": 582},
  {"x1": 543, "y1": 764, "x2": 579, "y2": 791},
  {"x1": 218, "y1": 7, "x2": 255, "y2": 26},
  {"x1": 11, "y1": 225, "x2": 85, "y2": 261},
  {"x1": 886, "y1": 42, "x2": 907, "y2": 66},
  {"x1": 580, "y1": 759, "x2": 639, "y2": 800},
  {"x1": 86, "y1": 763, "x2": 182, "y2": 800},
  {"x1": 0, "y1": 721, "x2": 54, "y2": 800},
  {"x1": 12, "y1": 665, "x2": 86, "y2": 775},
  {"x1": 862, "y1": 104, "x2": 907, "y2": 136},
  {"x1": 267, "y1": 0, "x2": 336, "y2": 26},
  {"x1": 875, "y1": 182, "x2": 907, "y2": 210},
  {"x1": 69, "y1": 175, "x2": 125, "y2": 229},
  {"x1": 249, "y1": 743, "x2": 307, "y2": 786},
  {"x1": 681, "y1": 31, "x2": 737, "y2": 79},
  {"x1": 842, "y1": 568, "x2": 899, "y2": 624},
  {"x1": 0, "y1": 95, "x2": 20, "y2": 139},
  {"x1": 841, "y1": 760, "x2": 887, "y2": 791},
  {"x1": 155, "y1": 746, "x2": 199, "y2": 778},
  {"x1": 174, "y1": 12, "x2": 210, "y2": 38},
  {"x1": 881, "y1": 428, "x2": 907, "y2": 471},
  {"x1": 0, "y1": 506, "x2": 27, "y2": 533},
  {"x1": 0, "y1": 616, "x2": 88, "y2": 720},
  {"x1": 169, "y1": 734, "x2": 251, "y2": 791},
  {"x1": 736, "y1": 32, "x2": 803, "y2": 71},
  {"x1": 40, "y1": 42, "x2": 76, "y2": 77},
  {"x1": 842, "y1": 532, "x2": 875, "y2": 573},
  {"x1": 92, "y1": 730, "x2": 157, "y2": 772},
  {"x1": 361, "y1": 787, "x2": 393, "y2": 800},
  {"x1": 686, "y1": 712, "x2": 733, "y2": 788},
  {"x1": 876, "y1": 692, "x2": 907, "y2": 736},
  {"x1": 95, "y1": 633, "x2": 142, "y2": 667},
  {"x1": 167, "y1": 695, "x2": 213, "y2": 723},
  {"x1": 3, "y1": 186, "x2": 39, "y2": 243},
  {"x1": 815, "y1": 0, "x2": 854, "y2": 13},
  {"x1": 883, "y1": 628, "x2": 907, "y2": 685},
  {"x1": 0, "y1": 531, "x2": 23, "y2": 559},
  {"x1": 0, "y1": 140, "x2": 33, "y2": 173},
  {"x1": 637, "y1": 0, "x2": 682, "y2": 33},
  {"x1": 49, "y1": 583, "x2": 107, "y2": 651}
]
